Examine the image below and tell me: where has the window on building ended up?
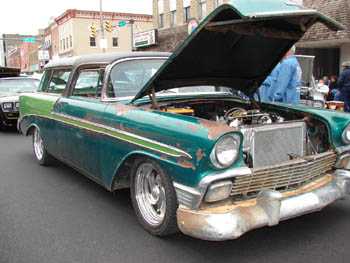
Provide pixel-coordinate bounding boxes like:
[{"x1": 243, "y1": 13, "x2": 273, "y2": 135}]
[
  {"x1": 199, "y1": 0, "x2": 206, "y2": 21},
  {"x1": 214, "y1": 0, "x2": 224, "y2": 8},
  {"x1": 90, "y1": 37, "x2": 96, "y2": 47},
  {"x1": 66, "y1": 38, "x2": 69, "y2": 49},
  {"x1": 159, "y1": 14, "x2": 164, "y2": 28},
  {"x1": 112, "y1": 37, "x2": 118, "y2": 47},
  {"x1": 63, "y1": 39, "x2": 66, "y2": 49},
  {"x1": 170, "y1": 10, "x2": 176, "y2": 27},
  {"x1": 70, "y1": 36, "x2": 72, "y2": 48},
  {"x1": 184, "y1": 6, "x2": 191, "y2": 23}
]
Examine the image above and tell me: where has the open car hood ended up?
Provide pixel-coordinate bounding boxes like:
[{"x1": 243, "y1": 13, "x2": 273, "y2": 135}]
[{"x1": 131, "y1": 0, "x2": 344, "y2": 103}]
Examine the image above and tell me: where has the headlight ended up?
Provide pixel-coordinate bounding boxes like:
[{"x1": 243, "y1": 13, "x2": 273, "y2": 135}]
[
  {"x1": 210, "y1": 134, "x2": 240, "y2": 168},
  {"x1": 3, "y1": 102, "x2": 13, "y2": 109},
  {"x1": 342, "y1": 124, "x2": 350, "y2": 144},
  {"x1": 15, "y1": 102, "x2": 19, "y2": 108}
]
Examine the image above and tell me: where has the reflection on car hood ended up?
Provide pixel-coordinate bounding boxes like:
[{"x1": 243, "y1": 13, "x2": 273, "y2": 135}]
[
  {"x1": 0, "y1": 95, "x2": 19, "y2": 103},
  {"x1": 132, "y1": 0, "x2": 344, "y2": 103}
]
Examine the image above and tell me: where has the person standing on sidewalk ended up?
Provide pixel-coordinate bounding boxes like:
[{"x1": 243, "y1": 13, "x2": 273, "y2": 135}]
[{"x1": 338, "y1": 61, "x2": 350, "y2": 112}]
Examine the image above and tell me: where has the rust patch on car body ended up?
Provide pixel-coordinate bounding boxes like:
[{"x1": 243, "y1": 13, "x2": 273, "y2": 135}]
[
  {"x1": 176, "y1": 143, "x2": 181, "y2": 147},
  {"x1": 114, "y1": 104, "x2": 136, "y2": 116},
  {"x1": 155, "y1": 115, "x2": 162, "y2": 119},
  {"x1": 196, "y1": 149, "x2": 206, "y2": 165},
  {"x1": 198, "y1": 119, "x2": 237, "y2": 140},
  {"x1": 178, "y1": 159, "x2": 195, "y2": 170},
  {"x1": 187, "y1": 124, "x2": 200, "y2": 132},
  {"x1": 177, "y1": 122, "x2": 183, "y2": 127},
  {"x1": 138, "y1": 114, "x2": 142, "y2": 118},
  {"x1": 160, "y1": 155, "x2": 168, "y2": 160},
  {"x1": 84, "y1": 113, "x2": 100, "y2": 122}
]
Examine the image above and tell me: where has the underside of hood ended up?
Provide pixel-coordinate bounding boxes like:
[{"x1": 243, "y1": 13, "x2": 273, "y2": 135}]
[{"x1": 131, "y1": 0, "x2": 344, "y2": 103}]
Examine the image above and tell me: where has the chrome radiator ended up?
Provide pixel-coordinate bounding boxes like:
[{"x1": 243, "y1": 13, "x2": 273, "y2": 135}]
[{"x1": 241, "y1": 122, "x2": 306, "y2": 167}]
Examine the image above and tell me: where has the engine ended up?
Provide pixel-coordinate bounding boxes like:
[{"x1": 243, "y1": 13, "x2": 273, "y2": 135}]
[{"x1": 222, "y1": 108, "x2": 285, "y2": 128}]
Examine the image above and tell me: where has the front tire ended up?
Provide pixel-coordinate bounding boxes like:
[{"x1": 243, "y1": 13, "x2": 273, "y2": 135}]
[
  {"x1": 32, "y1": 127, "x2": 53, "y2": 166},
  {"x1": 130, "y1": 157, "x2": 179, "y2": 236}
]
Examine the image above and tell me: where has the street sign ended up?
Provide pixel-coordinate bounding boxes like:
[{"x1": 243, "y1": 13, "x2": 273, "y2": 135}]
[
  {"x1": 23, "y1": 38, "x2": 36, "y2": 43},
  {"x1": 38, "y1": 50, "x2": 49, "y2": 60},
  {"x1": 118, "y1": 21, "x2": 127, "y2": 27}
]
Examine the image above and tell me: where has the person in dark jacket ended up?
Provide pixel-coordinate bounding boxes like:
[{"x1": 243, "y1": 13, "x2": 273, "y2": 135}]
[
  {"x1": 338, "y1": 62, "x2": 350, "y2": 112},
  {"x1": 327, "y1": 75, "x2": 339, "y2": 101}
]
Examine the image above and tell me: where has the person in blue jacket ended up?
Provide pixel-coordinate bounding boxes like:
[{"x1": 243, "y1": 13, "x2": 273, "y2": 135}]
[
  {"x1": 273, "y1": 46, "x2": 302, "y2": 104},
  {"x1": 258, "y1": 63, "x2": 281, "y2": 102},
  {"x1": 338, "y1": 61, "x2": 350, "y2": 112}
]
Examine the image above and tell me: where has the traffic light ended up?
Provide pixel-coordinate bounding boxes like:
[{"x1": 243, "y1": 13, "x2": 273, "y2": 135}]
[
  {"x1": 90, "y1": 25, "x2": 97, "y2": 37},
  {"x1": 104, "y1": 21, "x2": 112, "y2": 32}
]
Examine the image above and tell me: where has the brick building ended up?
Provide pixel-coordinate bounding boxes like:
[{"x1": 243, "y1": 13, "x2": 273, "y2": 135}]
[
  {"x1": 54, "y1": 9, "x2": 153, "y2": 58},
  {"x1": 138, "y1": 0, "x2": 229, "y2": 52},
  {"x1": 2, "y1": 34, "x2": 38, "y2": 69},
  {"x1": 298, "y1": 0, "x2": 350, "y2": 79}
]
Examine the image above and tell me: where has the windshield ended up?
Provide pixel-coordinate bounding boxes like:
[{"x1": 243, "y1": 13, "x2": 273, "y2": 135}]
[
  {"x1": 106, "y1": 59, "x2": 231, "y2": 99},
  {"x1": 106, "y1": 59, "x2": 165, "y2": 98},
  {"x1": 0, "y1": 78, "x2": 40, "y2": 95}
]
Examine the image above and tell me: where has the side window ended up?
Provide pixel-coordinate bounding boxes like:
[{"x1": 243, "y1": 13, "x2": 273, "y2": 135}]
[
  {"x1": 48, "y1": 69, "x2": 71, "y2": 94},
  {"x1": 72, "y1": 69, "x2": 103, "y2": 98}
]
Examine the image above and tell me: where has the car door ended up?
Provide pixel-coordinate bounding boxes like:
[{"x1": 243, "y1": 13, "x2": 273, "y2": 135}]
[{"x1": 52, "y1": 67, "x2": 107, "y2": 182}]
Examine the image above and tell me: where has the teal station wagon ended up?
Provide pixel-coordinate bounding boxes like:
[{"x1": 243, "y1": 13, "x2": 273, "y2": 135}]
[{"x1": 19, "y1": 0, "x2": 350, "y2": 241}]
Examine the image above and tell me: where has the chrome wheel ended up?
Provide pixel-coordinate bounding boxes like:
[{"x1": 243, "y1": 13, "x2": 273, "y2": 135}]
[
  {"x1": 135, "y1": 162, "x2": 166, "y2": 227},
  {"x1": 33, "y1": 128, "x2": 44, "y2": 161}
]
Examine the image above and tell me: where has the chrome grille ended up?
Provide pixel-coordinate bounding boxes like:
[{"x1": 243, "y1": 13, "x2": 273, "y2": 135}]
[{"x1": 231, "y1": 151, "x2": 337, "y2": 199}]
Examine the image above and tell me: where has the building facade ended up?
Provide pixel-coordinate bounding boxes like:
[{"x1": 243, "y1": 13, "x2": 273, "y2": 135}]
[
  {"x1": 137, "y1": 0, "x2": 229, "y2": 52},
  {"x1": 2, "y1": 34, "x2": 38, "y2": 69},
  {"x1": 55, "y1": 9, "x2": 153, "y2": 58},
  {"x1": 297, "y1": 0, "x2": 350, "y2": 79}
]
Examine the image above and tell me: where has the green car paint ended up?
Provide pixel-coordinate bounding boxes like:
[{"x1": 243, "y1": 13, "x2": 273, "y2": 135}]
[{"x1": 20, "y1": 93, "x2": 245, "y2": 188}]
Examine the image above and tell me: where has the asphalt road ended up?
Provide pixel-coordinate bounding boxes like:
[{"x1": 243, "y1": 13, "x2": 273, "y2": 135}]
[{"x1": 0, "y1": 128, "x2": 349, "y2": 263}]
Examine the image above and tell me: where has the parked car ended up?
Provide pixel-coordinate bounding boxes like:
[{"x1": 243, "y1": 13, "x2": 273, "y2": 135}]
[
  {"x1": 19, "y1": 1, "x2": 350, "y2": 241},
  {"x1": 296, "y1": 55, "x2": 326, "y2": 108},
  {"x1": 0, "y1": 77, "x2": 39, "y2": 129}
]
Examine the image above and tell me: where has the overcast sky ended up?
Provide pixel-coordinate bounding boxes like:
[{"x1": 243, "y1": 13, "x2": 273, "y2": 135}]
[{"x1": 0, "y1": 0, "x2": 153, "y2": 35}]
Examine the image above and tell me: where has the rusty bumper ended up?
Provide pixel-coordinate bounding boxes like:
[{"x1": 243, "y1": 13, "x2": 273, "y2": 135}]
[{"x1": 177, "y1": 169, "x2": 350, "y2": 241}]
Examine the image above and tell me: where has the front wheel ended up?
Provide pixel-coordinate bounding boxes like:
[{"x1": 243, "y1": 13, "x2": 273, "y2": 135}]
[
  {"x1": 32, "y1": 127, "x2": 53, "y2": 166},
  {"x1": 130, "y1": 157, "x2": 179, "y2": 236}
]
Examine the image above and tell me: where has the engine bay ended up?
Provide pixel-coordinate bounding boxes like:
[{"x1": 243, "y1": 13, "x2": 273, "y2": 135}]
[{"x1": 155, "y1": 98, "x2": 331, "y2": 167}]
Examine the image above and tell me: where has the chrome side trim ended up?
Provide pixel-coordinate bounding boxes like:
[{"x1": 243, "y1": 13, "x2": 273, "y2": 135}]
[
  {"x1": 21, "y1": 113, "x2": 192, "y2": 160},
  {"x1": 177, "y1": 170, "x2": 350, "y2": 241},
  {"x1": 174, "y1": 166, "x2": 252, "y2": 209}
]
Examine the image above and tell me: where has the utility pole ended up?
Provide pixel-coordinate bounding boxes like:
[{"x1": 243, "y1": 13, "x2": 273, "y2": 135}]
[
  {"x1": 129, "y1": 19, "x2": 134, "y2": 52},
  {"x1": 99, "y1": 0, "x2": 105, "y2": 53}
]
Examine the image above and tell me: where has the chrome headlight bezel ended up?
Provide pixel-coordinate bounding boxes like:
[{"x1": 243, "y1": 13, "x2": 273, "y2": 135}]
[
  {"x1": 15, "y1": 102, "x2": 19, "y2": 109},
  {"x1": 3, "y1": 102, "x2": 13, "y2": 109},
  {"x1": 342, "y1": 124, "x2": 350, "y2": 144},
  {"x1": 210, "y1": 134, "x2": 240, "y2": 169}
]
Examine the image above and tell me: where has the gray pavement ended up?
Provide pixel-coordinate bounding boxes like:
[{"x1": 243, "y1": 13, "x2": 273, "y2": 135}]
[{"x1": 0, "y1": 129, "x2": 349, "y2": 263}]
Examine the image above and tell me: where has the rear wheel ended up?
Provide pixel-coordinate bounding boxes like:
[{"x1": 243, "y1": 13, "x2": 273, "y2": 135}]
[
  {"x1": 130, "y1": 157, "x2": 179, "y2": 236},
  {"x1": 32, "y1": 127, "x2": 53, "y2": 166}
]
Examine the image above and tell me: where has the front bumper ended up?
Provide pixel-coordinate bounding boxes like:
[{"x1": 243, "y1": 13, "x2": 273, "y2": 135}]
[
  {"x1": 177, "y1": 169, "x2": 350, "y2": 241},
  {"x1": 1, "y1": 111, "x2": 19, "y2": 126}
]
